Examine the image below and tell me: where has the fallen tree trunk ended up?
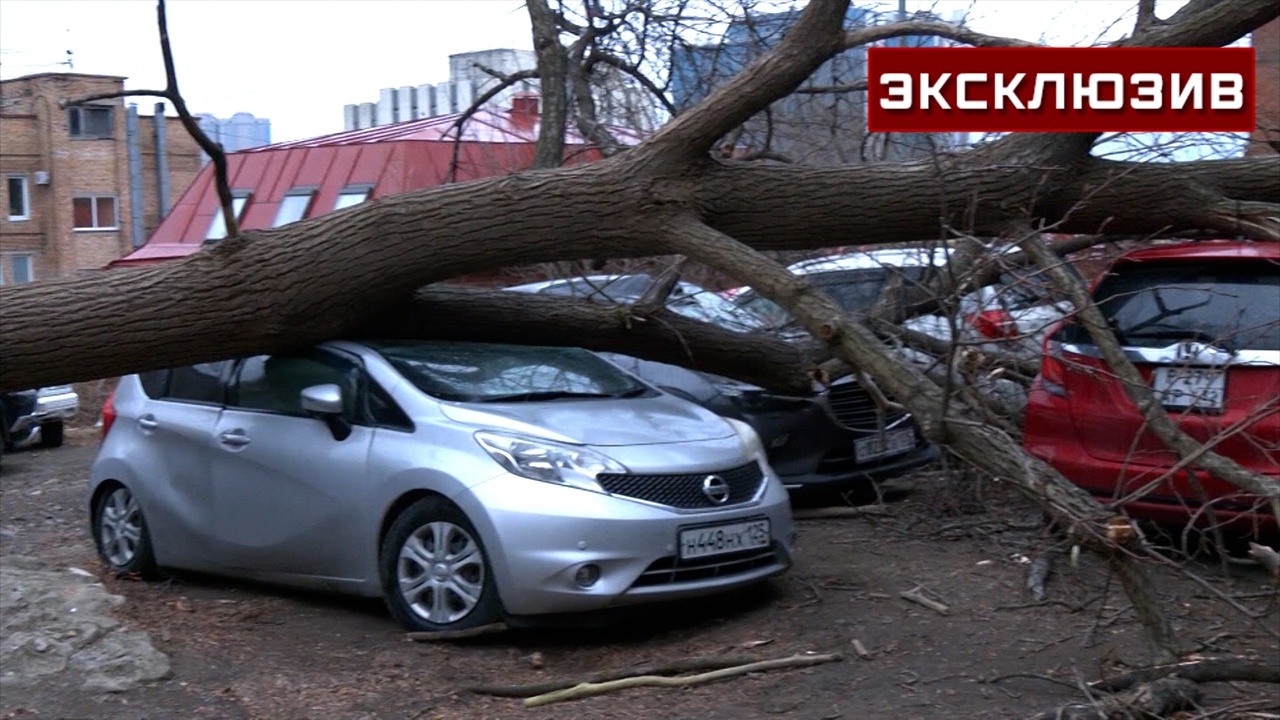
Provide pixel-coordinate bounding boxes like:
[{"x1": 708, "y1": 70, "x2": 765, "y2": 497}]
[
  {"x1": 1, "y1": 156, "x2": 1276, "y2": 392},
  {"x1": 364, "y1": 284, "x2": 823, "y2": 395}
]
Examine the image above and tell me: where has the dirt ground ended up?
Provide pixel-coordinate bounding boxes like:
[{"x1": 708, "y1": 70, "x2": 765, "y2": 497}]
[{"x1": 1, "y1": 426, "x2": 1277, "y2": 720}]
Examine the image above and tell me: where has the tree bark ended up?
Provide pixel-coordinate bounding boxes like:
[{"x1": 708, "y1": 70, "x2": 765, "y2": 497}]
[{"x1": 362, "y1": 284, "x2": 821, "y2": 395}]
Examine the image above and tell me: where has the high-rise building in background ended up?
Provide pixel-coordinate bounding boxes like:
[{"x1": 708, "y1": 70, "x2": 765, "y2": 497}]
[
  {"x1": 342, "y1": 48, "x2": 660, "y2": 134},
  {"x1": 671, "y1": 6, "x2": 963, "y2": 164},
  {"x1": 196, "y1": 112, "x2": 272, "y2": 161}
]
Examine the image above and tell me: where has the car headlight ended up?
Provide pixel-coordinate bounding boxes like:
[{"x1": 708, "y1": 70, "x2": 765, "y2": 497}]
[
  {"x1": 474, "y1": 431, "x2": 626, "y2": 492},
  {"x1": 725, "y1": 418, "x2": 765, "y2": 460}
]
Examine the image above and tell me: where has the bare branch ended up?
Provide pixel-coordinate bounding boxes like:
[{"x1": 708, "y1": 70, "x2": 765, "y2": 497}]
[
  {"x1": 63, "y1": 0, "x2": 238, "y2": 241},
  {"x1": 588, "y1": 49, "x2": 679, "y2": 116},
  {"x1": 842, "y1": 21, "x2": 1040, "y2": 50}
]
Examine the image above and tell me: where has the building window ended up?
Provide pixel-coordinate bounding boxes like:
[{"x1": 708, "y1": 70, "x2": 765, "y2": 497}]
[
  {"x1": 205, "y1": 191, "x2": 253, "y2": 240},
  {"x1": 272, "y1": 190, "x2": 315, "y2": 227},
  {"x1": 68, "y1": 106, "x2": 115, "y2": 139},
  {"x1": 72, "y1": 196, "x2": 118, "y2": 230},
  {"x1": 333, "y1": 185, "x2": 372, "y2": 211},
  {"x1": 5, "y1": 255, "x2": 35, "y2": 284},
  {"x1": 6, "y1": 176, "x2": 29, "y2": 220}
]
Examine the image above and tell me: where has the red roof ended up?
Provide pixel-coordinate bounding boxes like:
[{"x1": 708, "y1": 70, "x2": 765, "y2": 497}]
[{"x1": 114, "y1": 105, "x2": 642, "y2": 266}]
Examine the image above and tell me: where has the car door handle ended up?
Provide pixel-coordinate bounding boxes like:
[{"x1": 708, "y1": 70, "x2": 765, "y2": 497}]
[
  {"x1": 217, "y1": 431, "x2": 252, "y2": 448},
  {"x1": 137, "y1": 415, "x2": 159, "y2": 431}
]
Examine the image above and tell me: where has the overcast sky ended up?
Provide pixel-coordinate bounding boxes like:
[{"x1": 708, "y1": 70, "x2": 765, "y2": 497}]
[{"x1": 0, "y1": 0, "x2": 1188, "y2": 143}]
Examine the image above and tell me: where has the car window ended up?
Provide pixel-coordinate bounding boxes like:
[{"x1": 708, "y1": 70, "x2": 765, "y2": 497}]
[
  {"x1": 137, "y1": 370, "x2": 171, "y2": 398},
  {"x1": 370, "y1": 341, "x2": 647, "y2": 402},
  {"x1": 1066, "y1": 260, "x2": 1280, "y2": 351},
  {"x1": 165, "y1": 362, "x2": 231, "y2": 404},
  {"x1": 367, "y1": 380, "x2": 413, "y2": 430},
  {"x1": 231, "y1": 351, "x2": 360, "y2": 417}
]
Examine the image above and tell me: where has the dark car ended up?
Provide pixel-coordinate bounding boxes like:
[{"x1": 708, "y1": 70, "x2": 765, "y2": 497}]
[{"x1": 507, "y1": 275, "x2": 938, "y2": 500}]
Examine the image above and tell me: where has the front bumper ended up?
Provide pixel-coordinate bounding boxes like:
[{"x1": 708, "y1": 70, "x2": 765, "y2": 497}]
[
  {"x1": 10, "y1": 390, "x2": 78, "y2": 436},
  {"x1": 780, "y1": 443, "x2": 940, "y2": 495},
  {"x1": 457, "y1": 470, "x2": 795, "y2": 617}
]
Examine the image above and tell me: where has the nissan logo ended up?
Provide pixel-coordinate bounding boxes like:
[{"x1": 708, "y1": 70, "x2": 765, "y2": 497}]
[{"x1": 701, "y1": 475, "x2": 731, "y2": 505}]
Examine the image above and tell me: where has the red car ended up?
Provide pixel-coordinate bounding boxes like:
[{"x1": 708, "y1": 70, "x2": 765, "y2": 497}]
[{"x1": 1024, "y1": 240, "x2": 1279, "y2": 535}]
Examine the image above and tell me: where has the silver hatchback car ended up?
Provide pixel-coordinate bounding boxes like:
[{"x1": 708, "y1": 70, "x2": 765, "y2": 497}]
[{"x1": 89, "y1": 340, "x2": 794, "y2": 632}]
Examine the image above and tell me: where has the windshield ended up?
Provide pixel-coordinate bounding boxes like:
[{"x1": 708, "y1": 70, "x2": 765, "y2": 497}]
[
  {"x1": 370, "y1": 341, "x2": 649, "y2": 402},
  {"x1": 1066, "y1": 260, "x2": 1280, "y2": 351},
  {"x1": 738, "y1": 267, "x2": 934, "y2": 331},
  {"x1": 667, "y1": 292, "x2": 770, "y2": 333}
]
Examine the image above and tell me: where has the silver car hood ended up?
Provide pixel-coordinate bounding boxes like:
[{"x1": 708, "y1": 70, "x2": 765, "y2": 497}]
[{"x1": 437, "y1": 394, "x2": 737, "y2": 447}]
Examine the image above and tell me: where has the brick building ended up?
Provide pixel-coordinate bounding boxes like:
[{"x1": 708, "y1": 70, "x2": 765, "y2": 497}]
[
  {"x1": 0, "y1": 73, "x2": 201, "y2": 283},
  {"x1": 1246, "y1": 18, "x2": 1279, "y2": 156}
]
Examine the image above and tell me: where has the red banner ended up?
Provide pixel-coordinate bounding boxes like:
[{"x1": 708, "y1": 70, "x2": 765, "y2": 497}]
[{"x1": 866, "y1": 47, "x2": 1256, "y2": 132}]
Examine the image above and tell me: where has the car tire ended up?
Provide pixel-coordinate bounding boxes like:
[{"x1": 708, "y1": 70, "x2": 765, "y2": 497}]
[
  {"x1": 92, "y1": 484, "x2": 159, "y2": 579},
  {"x1": 380, "y1": 496, "x2": 502, "y2": 633},
  {"x1": 39, "y1": 421, "x2": 64, "y2": 448}
]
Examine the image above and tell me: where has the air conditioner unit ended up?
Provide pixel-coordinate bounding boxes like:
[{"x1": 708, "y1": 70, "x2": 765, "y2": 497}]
[{"x1": 34, "y1": 171, "x2": 51, "y2": 185}]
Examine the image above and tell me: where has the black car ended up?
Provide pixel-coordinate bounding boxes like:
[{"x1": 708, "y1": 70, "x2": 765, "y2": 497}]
[{"x1": 506, "y1": 275, "x2": 938, "y2": 500}]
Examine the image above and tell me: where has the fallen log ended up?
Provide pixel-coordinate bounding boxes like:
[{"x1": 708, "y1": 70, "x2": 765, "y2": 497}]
[{"x1": 1088, "y1": 656, "x2": 1280, "y2": 693}]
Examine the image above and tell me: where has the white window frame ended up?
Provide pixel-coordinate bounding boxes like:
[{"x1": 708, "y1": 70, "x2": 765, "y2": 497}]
[
  {"x1": 5, "y1": 254, "x2": 35, "y2": 284},
  {"x1": 205, "y1": 191, "x2": 253, "y2": 240},
  {"x1": 333, "y1": 185, "x2": 373, "y2": 211},
  {"x1": 272, "y1": 189, "x2": 316, "y2": 228},
  {"x1": 72, "y1": 195, "x2": 119, "y2": 231},
  {"x1": 6, "y1": 175, "x2": 30, "y2": 221}
]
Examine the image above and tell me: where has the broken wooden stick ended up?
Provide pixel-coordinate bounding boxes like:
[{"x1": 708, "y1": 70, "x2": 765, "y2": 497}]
[
  {"x1": 406, "y1": 622, "x2": 509, "y2": 642},
  {"x1": 1025, "y1": 553, "x2": 1055, "y2": 602},
  {"x1": 467, "y1": 655, "x2": 767, "y2": 697},
  {"x1": 521, "y1": 652, "x2": 843, "y2": 708},
  {"x1": 900, "y1": 586, "x2": 950, "y2": 615},
  {"x1": 850, "y1": 639, "x2": 872, "y2": 660},
  {"x1": 792, "y1": 505, "x2": 891, "y2": 520}
]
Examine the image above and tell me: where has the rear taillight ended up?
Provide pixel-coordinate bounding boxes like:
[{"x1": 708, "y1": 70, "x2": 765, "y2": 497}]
[
  {"x1": 101, "y1": 391, "x2": 117, "y2": 440},
  {"x1": 1039, "y1": 322, "x2": 1068, "y2": 397},
  {"x1": 968, "y1": 309, "x2": 1018, "y2": 339}
]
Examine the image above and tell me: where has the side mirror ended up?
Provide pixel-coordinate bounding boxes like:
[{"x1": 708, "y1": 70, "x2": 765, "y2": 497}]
[
  {"x1": 300, "y1": 384, "x2": 344, "y2": 415},
  {"x1": 300, "y1": 384, "x2": 352, "y2": 441}
]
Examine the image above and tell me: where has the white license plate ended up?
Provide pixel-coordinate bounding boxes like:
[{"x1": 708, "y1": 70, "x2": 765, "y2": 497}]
[
  {"x1": 1152, "y1": 366, "x2": 1225, "y2": 410},
  {"x1": 679, "y1": 519, "x2": 771, "y2": 560},
  {"x1": 854, "y1": 428, "x2": 916, "y2": 462}
]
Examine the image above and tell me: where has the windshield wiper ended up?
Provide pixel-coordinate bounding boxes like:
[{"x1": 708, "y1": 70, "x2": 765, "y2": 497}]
[{"x1": 480, "y1": 391, "x2": 618, "y2": 403}]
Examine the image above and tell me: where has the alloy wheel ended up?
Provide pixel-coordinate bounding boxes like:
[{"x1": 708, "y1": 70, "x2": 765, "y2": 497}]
[
  {"x1": 396, "y1": 521, "x2": 486, "y2": 624},
  {"x1": 99, "y1": 487, "x2": 144, "y2": 568}
]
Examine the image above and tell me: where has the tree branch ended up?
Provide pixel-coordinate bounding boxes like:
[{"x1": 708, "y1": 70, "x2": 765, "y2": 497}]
[{"x1": 64, "y1": 0, "x2": 237, "y2": 241}]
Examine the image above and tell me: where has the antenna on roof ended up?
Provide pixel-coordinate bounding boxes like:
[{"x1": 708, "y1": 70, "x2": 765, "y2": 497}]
[{"x1": 65, "y1": 49, "x2": 74, "y2": 71}]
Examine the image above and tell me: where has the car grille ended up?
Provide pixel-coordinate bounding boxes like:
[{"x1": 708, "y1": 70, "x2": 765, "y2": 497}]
[
  {"x1": 631, "y1": 544, "x2": 782, "y2": 588},
  {"x1": 596, "y1": 462, "x2": 764, "y2": 509},
  {"x1": 827, "y1": 381, "x2": 908, "y2": 431}
]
